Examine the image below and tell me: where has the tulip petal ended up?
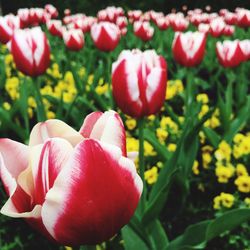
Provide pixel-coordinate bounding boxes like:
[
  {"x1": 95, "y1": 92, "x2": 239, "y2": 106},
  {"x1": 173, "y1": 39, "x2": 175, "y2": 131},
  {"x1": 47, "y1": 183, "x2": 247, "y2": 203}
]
[
  {"x1": 29, "y1": 119, "x2": 83, "y2": 147},
  {"x1": 42, "y1": 139, "x2": 142, "y2": 245},
  {"x1": 83, "y1": 111, "x2": 127, "y2": 156},
  {"x1": 0, "y1": 139, "x2": 29, "y2": 195},
  {"x1": 31, "y1": 138, "x2": 73, "y2": 205}
]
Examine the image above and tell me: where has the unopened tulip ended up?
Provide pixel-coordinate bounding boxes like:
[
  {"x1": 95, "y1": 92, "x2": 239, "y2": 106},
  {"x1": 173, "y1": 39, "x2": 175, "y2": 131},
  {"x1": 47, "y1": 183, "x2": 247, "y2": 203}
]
[
  {"x1": 0, "y1": 111, "x2": 142, "y2": 246},
  {"x1": 0, "y1": 14, "x2": 20, "y2": 44},
  {"x1": 171, "y1": 17, "x2": 189, "y2": 32},
  {"x1": 239, "y1": 40, "x2": 250, "y2": 61},
  {"x1": 47, "y1": 20, "x2": 63, "y2": 37},
  {"x1": 45, "y1": 4, "x2": 58, "y2": 19},
  {"x1": 236, "y1": 8, "x2": 250, "y2": 27},
  {"x1": 63, "y1": 29, "x2": 84, "y2": 51},
  {"x1": 155, "y1": 17, "x2": 169, "y2": 30},
  {"x1": 90, "y1": 21, "x2": 120, "y2": 51},
  {"x1": 17, "y1": 8, "x2": 30, "y2": 27},
  {"x1": 172, "y1": 31, "x2": 206, "y2": 67},
  {"x1": 133, "y1": 21, "x2": 154, "y2": 41},
  {"x1": 112, "y1": 49, "x2": 167, "y2": 118},
  {"x1": 10, "y1": 27, "x2": 50, "y2": 76},
  {"x1": 216, "y1": 40, "x2": 245, "y2": 67},
  {"x1": 210, "y1": 18, "x2": 226, "y2": 37},
  {"x1": 223, "y1": 25, "x2": 234, "y2": 36}
]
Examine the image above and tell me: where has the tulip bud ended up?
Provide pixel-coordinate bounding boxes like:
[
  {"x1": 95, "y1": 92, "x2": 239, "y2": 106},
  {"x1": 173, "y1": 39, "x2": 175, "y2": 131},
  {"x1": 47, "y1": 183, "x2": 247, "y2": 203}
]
[
  {"x1": 133, "y1": 21, "x2": 154, "y2": 41},
  {"x1": 0, "y1": 14, "x2": 20, "y2": 44},
  {"x1": 239, "y1": 40, "x2": 250, "y2": 61},
  {"x1": 112, "y1": 49, "x2": 167, "y2": 118},
  {"x1": 216, "y1": 40, "x2": 245, "y2": 67},
  {"x1": 171, "y1": 17, "x2": 189, "y2": 32},
  {"x1": 10, "y1": 27, "x2": 50, "y2": 76},
  {"x1": 47, "y1": 20, "x2": 63, "y2": 37},
  {"x1": 63, "y1": 29, "x2": 84, "y2": 51},
  {"x1": 172, "y1": 31, "x2": 206, "y2": 67},
  {"x1": 90, "y1": 22, "x2": 120, "y2": 51}
]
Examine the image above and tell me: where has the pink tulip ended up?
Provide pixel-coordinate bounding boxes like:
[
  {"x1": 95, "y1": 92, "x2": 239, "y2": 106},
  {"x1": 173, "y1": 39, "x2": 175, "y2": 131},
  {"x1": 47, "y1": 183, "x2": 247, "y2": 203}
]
[
  {"x1": 10, "y1": 27, "x2": 50, "y2": 76},
  {"x1": 239, "y1": 40, "x2": 250, "y2": 61},
  {"x1": 112, "y1": 49, "x2": 167, "y2": 118},
  {"x1": 0, "y1": 14, "x2": 20, "y2": 44},
  {"x1": 216, "y1": 40, "x2": 245, "y2": 67},
  {"x1": 44, "y1": 4, "x2": 58, "y2": 19},
  {"x1": 63, "y1": 29, "x2": 84, "y2": 51},
  {"x1": 90, "y1": 22, "x2": 120, "y2": 51},
  {"x1": 236, "y1": 8, "x2": 250, "y2": 27},
  {"x1": 17, "y1": 8, "x2": 30, "y2": 27},
  {"x1": 172, "y1": 31, "x2": 206, "y2": 67},
  {"x1": 210, "y1": 18, "x2": 226, "y2": 37},
  {"x1": 133, "y1": 21, "x2": 154, "y2": 41},
  {"x1": 223, "y1": 25, "x2": 235, "y2": 36},
  {"x1": 171, "y1": 17, "x2": 189, "y2": 32},
  {"x1": 47, "y1": 20, "x2": 63, "y2": 37},
  {"x1": 0, "y1": 111, "x2": 142, "y2": 246}
]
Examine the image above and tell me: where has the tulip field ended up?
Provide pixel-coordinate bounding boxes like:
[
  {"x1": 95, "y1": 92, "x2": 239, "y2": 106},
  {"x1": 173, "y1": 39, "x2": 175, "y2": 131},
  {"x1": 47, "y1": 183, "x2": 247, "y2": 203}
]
[{"x1": 1, "y1": 4, "x2": 250, "y2": 250}]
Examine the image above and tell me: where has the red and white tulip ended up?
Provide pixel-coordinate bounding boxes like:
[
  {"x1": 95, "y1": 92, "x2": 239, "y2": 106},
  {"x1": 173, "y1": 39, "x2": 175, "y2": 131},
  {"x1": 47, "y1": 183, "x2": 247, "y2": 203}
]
[
  {"x1": 0, "y1": 111, "x2": 142, "y2": 245},
  {"x1": 47, "y1": 20, "x2": 63, "y2": 37},
  {"x1": 172, "y1": 31, "x2": 206, "y2": 67},
  {"x1": 90, "y1": 21, "x2": 120, "y2": 51},
  {"x1": 239, "y1": 40, "x2": 250, "y2": 61},
  {"x1": 10, "y1": 27, "x2": 50, "y2": 76},
  {"x1": 216, "y1": 40, "x2": 245, "y2": 67},
  {"x1": 133, "y1": 21, "x2": 154, "y2": 41},
  {"x1": 63, "y1": 29, "x2": 84, "y2": 51},
  {"x1": 112, "y1": 49, "x2": 167, "y2": 118}
]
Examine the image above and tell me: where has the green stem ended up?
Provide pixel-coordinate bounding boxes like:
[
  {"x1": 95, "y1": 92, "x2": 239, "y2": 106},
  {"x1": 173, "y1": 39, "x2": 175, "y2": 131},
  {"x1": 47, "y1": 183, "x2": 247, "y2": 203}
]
[
  {"x1": 138, "y1": 117, "x2": 146, "y2": 212},
  {"x1": 106, "y1": 54, "x2": 114, "y2": 110},
  {"x1": 33, "y1": 76, "x2": 46, "y2": 122},
  {"x1": 184, "y1": 69, "x2": 195, "y2": 117}
]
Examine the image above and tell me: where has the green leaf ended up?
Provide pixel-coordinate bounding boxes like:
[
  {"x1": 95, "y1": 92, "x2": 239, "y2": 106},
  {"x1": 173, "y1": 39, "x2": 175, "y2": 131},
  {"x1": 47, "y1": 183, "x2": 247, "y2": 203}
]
[
  {"x1": 202, "y1": 127, "x2": 221, "y2": 148},
  {"x1": 122, "y1": 225, "x2": 149, "y2": 250},
  {"x1": 165, "y1": 208, "x2": 250, "y2": 250}
]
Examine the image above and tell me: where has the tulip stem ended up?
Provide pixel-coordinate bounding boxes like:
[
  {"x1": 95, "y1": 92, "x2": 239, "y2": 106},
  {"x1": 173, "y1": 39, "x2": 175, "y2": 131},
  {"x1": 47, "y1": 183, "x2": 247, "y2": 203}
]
[
  {"x1": 33, "y1": 77, "x2": 46, "y2": 122},
  {"x1": 106, "y1": 54, "x2": 114, "y2": 110},
  {"x1": 138, "y1": 117, "x2": 146, "y2": 211}
]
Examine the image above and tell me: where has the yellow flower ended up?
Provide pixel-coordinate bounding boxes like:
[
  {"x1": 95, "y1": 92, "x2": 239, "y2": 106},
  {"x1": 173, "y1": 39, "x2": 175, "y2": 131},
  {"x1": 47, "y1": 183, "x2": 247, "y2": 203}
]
[
  {"x1": 144, "y1": 141, "x2": 156, "y2": 156},
  {"x1": 220, "y1": 192, "x2": 235, "y2": 208},
  {"x1": 233, "y1": 133, "x2": 244, "y2": 144},
  {"x1": 156, "y1": 128, "x2": 168, "y2": 144},
  {"x1": 168, "y1": 143, "x2": 176, "y2": 152},
  {"x1": 5, "y1": 54, "x2": 13, "y2": 65},
  {"x1": 3, "y1": 102, "x2": 11, "y2": 110},
  {"x1": 213, "y1": 195, "x2": 221, "y2": 209},
  {"x1": 198, "y1": 104, "x2": 209, "y2": 119},
  {"x1": 125, "y1": 118, "x2": 137, "y2": 130},
  {"x1": 145, "y1": 166, "x2": 158, "y2": 185},
  {"x1": 199, "y1": 131, "x2": 206, "y2": 144},
  {"x1": 215, "y1": 163, "x2": 235, "y2": 183},
  {"x1": 236, "y1": 163, "x2": 248, "y2": 176},
  {"x1": 196, "y1": 93, "x2": 209, "y2": 104},
  {"x1": 160, "y1": 117, "x2": 178, "y2": 134},
  {"x1": 126, "y1": 137, "x2": 139, "y2": 152},
  {"x1": 244, "y1": 197, "x2": 250, "y2": 206},
  {"x1": 214, "y1": 141, "x2": 231, "y2": 162},
  {"x1": 47, "y1": 111, "x2": 56, "y2": 119},
  {"x1": 148, "y1": 115, "x2": 156, "y2": 121},
  {"x1": 202, "y1": 152, "x2": 212, "y2": 169},
  {"x1": 95, "y1": 84, "x2": 108, "y2": 95},
  {"x1": 235, "y1": 176, "x2": 250, "y2": 193},
  {"x1": 192, "y1": 160, "x2": 199, "y2": 175}
]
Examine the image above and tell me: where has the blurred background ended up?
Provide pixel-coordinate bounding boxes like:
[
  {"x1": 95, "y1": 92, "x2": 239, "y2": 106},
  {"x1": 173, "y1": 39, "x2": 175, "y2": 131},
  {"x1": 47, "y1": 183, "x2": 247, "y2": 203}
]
[{"x1": 1, "y1": 0, "x2": 250, "y2": 16}]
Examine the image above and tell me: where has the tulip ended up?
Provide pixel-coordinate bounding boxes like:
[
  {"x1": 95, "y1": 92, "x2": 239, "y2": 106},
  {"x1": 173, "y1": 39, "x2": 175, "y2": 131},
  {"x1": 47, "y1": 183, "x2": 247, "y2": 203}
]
[
  {"x1": 90, "y1": 22, "x2": 120, "y2": 52},
  {"x1": 171, "y1": 17, "x2": 189, "y2": 32},
  {"x1": 172, "y1": 31, "x2": 206, "y2": 67},
  {"x1": 209, "y1": 18, "x2": 226, "y2": 37},
  {"x1": 198, "y1": 23, "x2": 210, "y2": 35},
  {"x1": 47, "y1": 20, "x2": 63, "y2": 37},
  {"x1": 63, "y1": 29, "x2": 84, "y2": 51},
  {"x1": 112, "y1": 49, "x2": 167, "y2": 118},
  {"x1": 128, "y1": 10, "x2": 142, "y2": 23},
  {"x1": 44, "y1": 4, "x2": 58, "y2": 19},
  {"x1": 17, "y1": 8, "x2": 30, "y2": 28},
  {"x1": 223, "y1": 25, "x2": 234, "y2": 36},
  {"x1": 10, "y1": 27, "x2": 50, "y2": 77},
  {"x1": 29, "y1": 8, "x2": 46, "y2": 25},
  {"x1": 0, "y1": 14, "x2": 20, "y2": 44},
  {"x1": 239, "y1": 40, "x2": 250, "y2": 61},
  {"x1": 133, "y1": 21, "x2": 154, "y2": 41},
  {"x1": 216, "y1": 40, "x2": 245, "y2": 67},
  {"x1": 236, "y1": 8, "x2": 250, "y2": 27},
  {"x1": 0, "y1": 111, "x2": 142, "y2": 246},
  {"x1": 116, "y1": 16, "x2": 128, "y2": 29},
  {"x1": 155, "y1": 17, "x2": 169, "y2": 30}
]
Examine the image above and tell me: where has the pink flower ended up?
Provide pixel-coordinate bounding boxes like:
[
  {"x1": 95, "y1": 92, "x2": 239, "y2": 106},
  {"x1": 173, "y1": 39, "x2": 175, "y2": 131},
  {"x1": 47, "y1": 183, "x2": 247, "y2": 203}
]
[
  {"x1": 10, "y1": 27, "x2": 50, "y2": 76},
  {"x1": 0, "y1": 14, "x2": 20, "y2": 44},
  {"x1": 239, "y1": 40, "x2": 250, "y2": 61},
  {"x1": 133, "y1": 21, "x2": 154, "y2": 41},
  {"x1": 0, "y1": 111, "x2": 142, "y2": 246},
  {"x1": 44, "y1": 4, "x2": 58, "y2": 19},
  {"x1": 90, "y1": 22, "x2": 120, "y2": 51},
  {"x1": 63, "y1": 29, "x2": 84, "y2": 51},
  {"x1": 112, "y1": 49, "x2": 167, "y2": 118},
  {"x1": 171, "y1": 17, "x2": 189, "y2": 32},
  {"x1": 172, "y1": 31, "x2": 206, "y2": 67},
  {"x1": 47, "y1": 20, "x2": 63, "y2": 37},
  {"x1": 210, "y1": 18, "x2": 226, "y2": 37},
  {"x1": 216, "y1": 40, "x2": 245, "y2": 67}
]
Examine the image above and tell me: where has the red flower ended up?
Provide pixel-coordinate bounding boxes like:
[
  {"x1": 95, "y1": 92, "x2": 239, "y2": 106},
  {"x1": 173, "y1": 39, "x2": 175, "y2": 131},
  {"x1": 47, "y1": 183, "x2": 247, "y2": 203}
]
[
  {"x1": 44, "y1": 4, "x2": 58, "y2": 19},
  {"x1": 216, "y1": 40, "x2": 245, "y2": 67},
  {"x1": 239, "y1": 40, "x2": 250, "y2": 61},
  {"x1": 171, "y1": 17, "x2": 189, "y2": 32},
  {"x1": 172, "y1": 31, "x2": 206, "y2": 67},
  {"x1": 209, "y1": 18, "x2": 226, "y2": 37},
  {"x1": 63, "y1": 29, "x2": 84, "y2": 51},
  {"x1": 112, "y1": 49, "x2": 167, "y2": 118},
  {"x1": 47, "y1": 20, "x2": 63, "y2": 37},
  {"x1": 0, "y1": 111, "x2": 142, "y2": 246},
  {"x1": 236, "y1": 8, "x2": 250, "y2": 27},
  {"x1": 10, "y1": 27, "x2": 50, "y2": 76},
  {"x1": 90, "y1": 22, "x2": 120, "y2": 51},
  {"x1": 0, "y1": 14, "x2": 20, "y2": 44},
  {"x1": 133, "y1": 21, "x2": 154, "y2": 41}
]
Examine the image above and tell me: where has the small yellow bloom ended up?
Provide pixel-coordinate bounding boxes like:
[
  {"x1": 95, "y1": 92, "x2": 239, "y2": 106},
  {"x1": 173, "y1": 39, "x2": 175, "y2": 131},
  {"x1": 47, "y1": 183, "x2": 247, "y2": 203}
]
[
  {"x1": 125, "y1": 118, "x2": 137, "y2": 130},
  {"x1": 215, "y1": 163, "x2": 235, "y2": 183},
  {"x1": 192, "y1": 160, "x2": 199, "y2": 175},
  {"x1": 233, "y1": 133, "x2": 244, "y2": 144},
  {"x1": 168, "y1": 143, "x2": 176, "y2": 152},
  {"x1": 244, "y1": 197, "x2": 250, "y2": 206},
  {"x1": 214, "y1": 141, "x2": 231, "y2": 162},
  {"x1": 236, "y1": 163, "x2": 248, "y2": 176},
  {"x1": 3, "y1": 102, "x2": 11, "y2": 110},
  {"x1": 145, "y1": 166, "x2": 158, "y2": 185},
  {"x1": 47, "y1": 111, "x2": 56, "y2": 119},
  {"x1": 235, "y1": 176, "x2": 250, "y2": 193},
  {"x1": 156, "y1": 128, "x2": 168, "y2": 144},
  {"x1": 196, "y1": 93, "x2": 209, "y2": 104},
  {"x1": 220, "y1": 192, "x2": 235, "y2": 208}
]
